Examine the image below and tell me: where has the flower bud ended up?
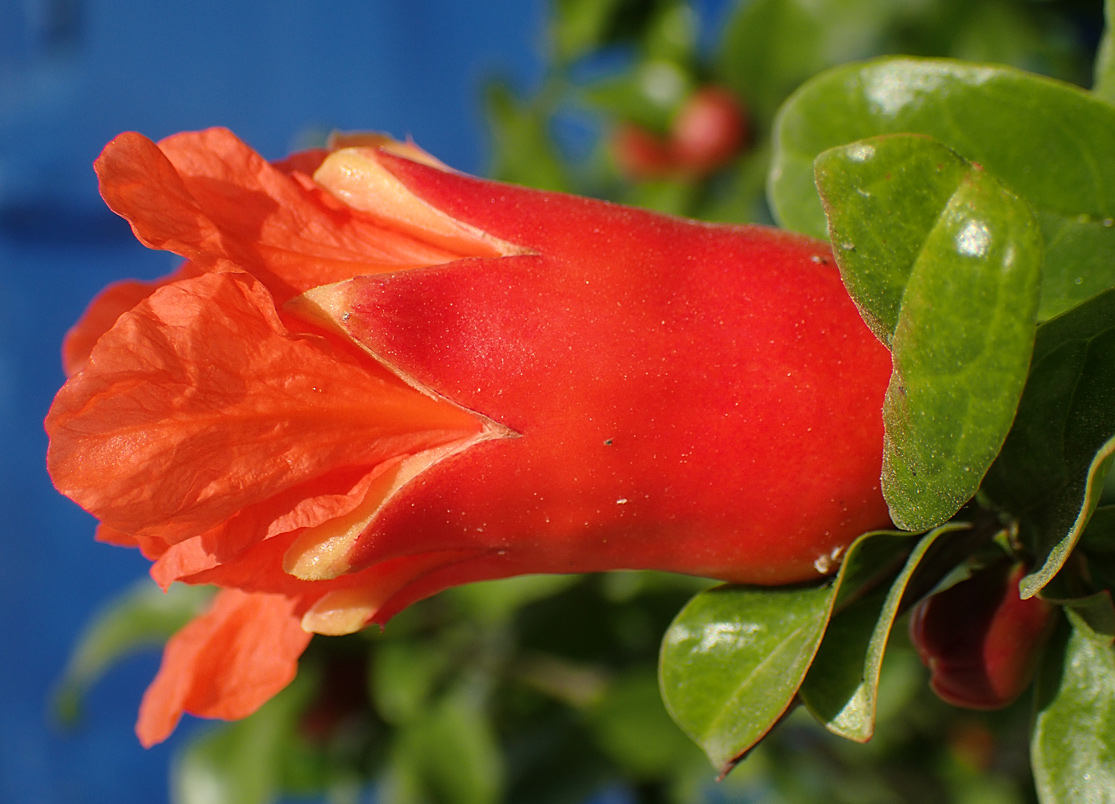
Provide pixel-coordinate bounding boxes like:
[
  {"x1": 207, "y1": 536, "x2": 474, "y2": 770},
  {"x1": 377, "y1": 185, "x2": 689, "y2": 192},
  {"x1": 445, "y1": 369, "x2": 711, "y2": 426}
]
[
  {"x1": 670, "y1": 86, "x2": 748, "y2": 176},
  {"x1": 45, "y1": 128, "x2": 892, "y2": 743},
  {"x1": 910, "y1": 561, "x2": 1057, "y2": 710}
]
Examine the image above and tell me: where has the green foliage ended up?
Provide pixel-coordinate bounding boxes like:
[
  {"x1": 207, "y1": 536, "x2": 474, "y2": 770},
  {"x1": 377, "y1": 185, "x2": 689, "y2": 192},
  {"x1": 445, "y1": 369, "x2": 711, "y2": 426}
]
[
  {"x1": 799, "y1": 525, "x2": 964, "y2": 741},
  {"x1": 771, "y1": 57, "x2": 1115, "y2": 320},
  {"x1": 172, "y1": 673, "x2": 318, "y2": 804},
  {"x1": 1031, "y1": 611, "x2": 1115, "y2": 804},
  {"x1": 660, "y1": 582, "x2": 834, "y2": 772},
  {"x1": 816, "y1": 134, "x2": 1042, "y2": 531},
  {"x1": 983, "y1": 290, "x2": 1115, "y2": 598},
  {"x1": 1094, "y1": 0, "x2": 1115, "y2": 101}
]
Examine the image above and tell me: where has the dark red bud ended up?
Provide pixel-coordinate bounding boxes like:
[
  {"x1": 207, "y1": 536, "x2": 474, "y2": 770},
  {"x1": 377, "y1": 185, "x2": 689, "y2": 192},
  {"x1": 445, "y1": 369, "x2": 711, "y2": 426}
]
[{"x1": 910, "y1": 561, "x2": 1056, "y2": 710}]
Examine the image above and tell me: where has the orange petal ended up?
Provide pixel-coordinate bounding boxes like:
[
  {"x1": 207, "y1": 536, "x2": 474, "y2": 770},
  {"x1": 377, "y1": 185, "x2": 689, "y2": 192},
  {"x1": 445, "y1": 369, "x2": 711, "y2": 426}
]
[
  {"x1": 62, "y1": 262, "x2": 203, "y2": 376},
  {"x1": 148, "y1": 463, "x2": 397, "y2": 590},
  {"x1": 46, "y1": 271, "x2": 482, "y2": 545},
  {"x1": 94, "y1": 128, "x2": 491, "y2": 303},
  {"x1": 136, "y1": 588, "x2": 312, "y2": 746},
  {"x1": 312, "y1": 147, "x2": 521, "y2": 258},
  {"x1": 299, "y1": 549, "x2": 488, "y2": 635}
]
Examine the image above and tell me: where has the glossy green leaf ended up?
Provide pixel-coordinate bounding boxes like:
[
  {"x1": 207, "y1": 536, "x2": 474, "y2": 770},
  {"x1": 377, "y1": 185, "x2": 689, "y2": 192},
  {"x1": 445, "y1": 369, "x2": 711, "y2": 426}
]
[
  {"x1": 53, "y1": 581, "x2": 213, "y2": 725},
  {"x1": 770, "y1": 57, "x2": 1115, "y2": 320},
  {"x1": 816, "y1": 134, "x2": 1041, "y2": 532},
  {"x1": 816, "y1": 134, "x2": 990, "y2": 345},
  {"x1": 983, "y1": 289, "x2": 1115, "y2": 598},
  {"x1": 1095, "y1": 0, "x2": 1115, "y2": 103},
  {"x1": 659, "y1": 582, "x2": 834, "y2": 773},
  {"x1": 172, "y1": 672, "x2": 313, "y2": 804},
  {"x1": 1031, "y1": 613, "x2": 1115, "y2": 804},
  {"x1": 799, "y1": 524, "x2": 963, "y2": 741}
]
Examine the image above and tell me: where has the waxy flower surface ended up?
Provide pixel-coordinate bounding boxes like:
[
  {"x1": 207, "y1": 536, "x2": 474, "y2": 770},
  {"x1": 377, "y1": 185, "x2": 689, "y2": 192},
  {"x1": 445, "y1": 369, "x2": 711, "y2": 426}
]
[{"x1": 46, "y1": 128, "x2": 892, "y2": 744}]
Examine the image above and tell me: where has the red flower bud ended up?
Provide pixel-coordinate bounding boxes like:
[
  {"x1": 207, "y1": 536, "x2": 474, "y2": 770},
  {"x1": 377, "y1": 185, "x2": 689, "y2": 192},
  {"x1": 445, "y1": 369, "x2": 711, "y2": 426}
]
[
  {"x1": 670, "y1": 87, "x2": 748, "y2": 176},
  {"x1": 45, "y1": 128, "x2": 891, "y2": 744},
  {"x1": 910, "y1": 561, "x2": 1057, "y2": 710},
  {"x1": 612, "y1": 122, "x2": 676, "y2": 180}
]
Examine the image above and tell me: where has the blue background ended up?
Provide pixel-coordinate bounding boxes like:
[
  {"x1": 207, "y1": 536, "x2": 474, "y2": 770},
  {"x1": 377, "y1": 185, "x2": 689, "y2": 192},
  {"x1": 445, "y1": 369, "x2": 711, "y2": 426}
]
[{"x1": 0, "y1": 2, "x2": 545, "y2": 802}]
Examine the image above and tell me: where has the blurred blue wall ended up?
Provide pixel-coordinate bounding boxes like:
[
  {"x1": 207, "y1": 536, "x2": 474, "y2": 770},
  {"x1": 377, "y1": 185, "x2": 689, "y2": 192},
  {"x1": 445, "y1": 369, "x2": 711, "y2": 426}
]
[{"x1": 0, "y1": 2, "x2": 543, "y2": 802}]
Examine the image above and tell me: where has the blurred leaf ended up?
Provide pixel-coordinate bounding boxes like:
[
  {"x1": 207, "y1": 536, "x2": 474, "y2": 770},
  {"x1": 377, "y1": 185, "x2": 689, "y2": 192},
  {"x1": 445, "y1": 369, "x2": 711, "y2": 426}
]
[
  {"x1": 372, "y1": 640, "x2": 453, "y2": 725},
  {"x1": 53, "y1": 581, "x2": 213, "y2": 725},
  {"x1": 715, "y1": 0, "x2": 904, "y2": 130},
  {"x1": 446, "y1": 573, "x2": 582, "y2": 625},
  {"x1": 659, "y1": 582, "x2": 835, "y2": 773},
  {"x1": 1031, "y1": 613, "x2": 1115, "y2": 804},
  {"x1": 983, "y1": 289, "x2": 1115, "y2": 598},
  {"x1": 800, "y1": 523, "x2": 963, "y2": 741},
  {"x1": 1095, "y1": 0, "x2": 1115, "y2": 103},
  {"x1": 388, "y1": 686, "x2": 503, "y2": 804},
  {"x1": 816, "y1": 133, "x2": 1040, "y2": 531},
  {"x1": 583, "y1": 59, "x2": 694, "y2": 130},
  {"x1": 693, "y1": 144, "x2": 773, "y2": 225},
  {"x1": 172, "y1": 672, "x2": 313, "y2": 804},
  {"x1": 642, "y1": 1, "x2": 697, "y2": 65},
  {"x1": 483, "y1": 81, "x2": 571, "y2": 192},
  {"x1": 622, "y1": 177, "x2": 699, "y2": 216},
  {"x1": 1082, "y1": 505, "x2": 1115, "y2": 555},
  {"x1": 586, "y1": 667, "x2": 700, "y2": 779},
  {"x1": 550, "y1": 0, "x2": 631, "y2": 63},
  {"x1": 770, "y1": 57, "x2": 1115, "y2": 320},
  {"x1": 1061, "y1": 593, "x2": 1115, "y2": 645}
]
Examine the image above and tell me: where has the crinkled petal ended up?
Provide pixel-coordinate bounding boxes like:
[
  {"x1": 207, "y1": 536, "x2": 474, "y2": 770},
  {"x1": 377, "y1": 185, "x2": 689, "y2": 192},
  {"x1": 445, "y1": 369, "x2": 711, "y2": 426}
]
[
  {"x1": 136, "y1": 588, "x2": 312, "y2": 746},
  {"x1": 94, "y1": 129, "x2": 491, "y2": 303},
  {"x1": 62, "y1": 262, "x2": 204, "y2": 376},
  {"x1": 46, "y1": 271, "x2": 481, "y2": 544}
]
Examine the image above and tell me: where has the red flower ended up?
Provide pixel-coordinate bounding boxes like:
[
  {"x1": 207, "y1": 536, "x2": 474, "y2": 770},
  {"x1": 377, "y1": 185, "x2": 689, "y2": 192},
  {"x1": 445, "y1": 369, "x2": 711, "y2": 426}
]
[{"x1": 45, "y1": 128, "x2": 892, "y2": 745}]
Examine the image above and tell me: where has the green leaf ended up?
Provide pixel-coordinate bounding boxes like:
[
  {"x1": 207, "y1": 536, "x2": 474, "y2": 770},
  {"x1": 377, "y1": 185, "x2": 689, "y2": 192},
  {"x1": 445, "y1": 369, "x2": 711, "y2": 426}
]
[
  {"x1": 770, "y1": 57, "x2": 1115, "y2": 320},
  {"x1": 550, "y1": 0, "x2": 630, "y2": 63},
  {"x1": 483, "y1": 81, "x2": 571, "y2": 193},
  {"x1": 372, "y1": 640, "x2": 452, "y2": 726},
  {"x1": 1061, "y1": 593, "x2": 1115, "y2": 645},
  {"x1": 586, "y1": 668, "x2": 700, "y2": 780},
  {"x1": 172, "y1": 671, "x2": 314, "y2": 804},
  {"x1": 1031, "y1": 613, "x2": 1115, "y2": 804},
  {"x1": 53, "y1": 581, "x2": 213, "y2": 725},
  {"x1": 1094, "y1": 0, "x2": 1115, "y2": 103},
  {"x1": 714, "y1": 0, "x2": 905, "y2": 130},
  {"x1": 659, "y1": 583, "x2": 835, "y2": 773},
  {"x1": 815, "y1": 134, "x2": 972, "y2": 344},
  {"x1": 815, "y1": 133, "x2": 1042, "y2": 531},
  {"x1": 388, "y1": 686, "x2": 504, "y2": 804},
  {"x1": 445, "y1": 574, "x2": 582, "y2": 625},
  {"x1": 983, "y1": 289, "x2": 1115, "y2": 598},
  {"x1": 799, "y1": 523, "x2": 963, "y2": 741},
  {"x1": 583, "y1": 59, "x2": 694, "y2": 130}
]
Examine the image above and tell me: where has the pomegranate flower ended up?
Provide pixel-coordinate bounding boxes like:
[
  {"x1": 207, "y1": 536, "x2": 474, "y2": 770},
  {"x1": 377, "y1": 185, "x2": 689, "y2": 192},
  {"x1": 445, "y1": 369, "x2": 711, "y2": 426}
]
[{"x1": 45, "y1": 128, "x2": 892, "y2": 745}]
